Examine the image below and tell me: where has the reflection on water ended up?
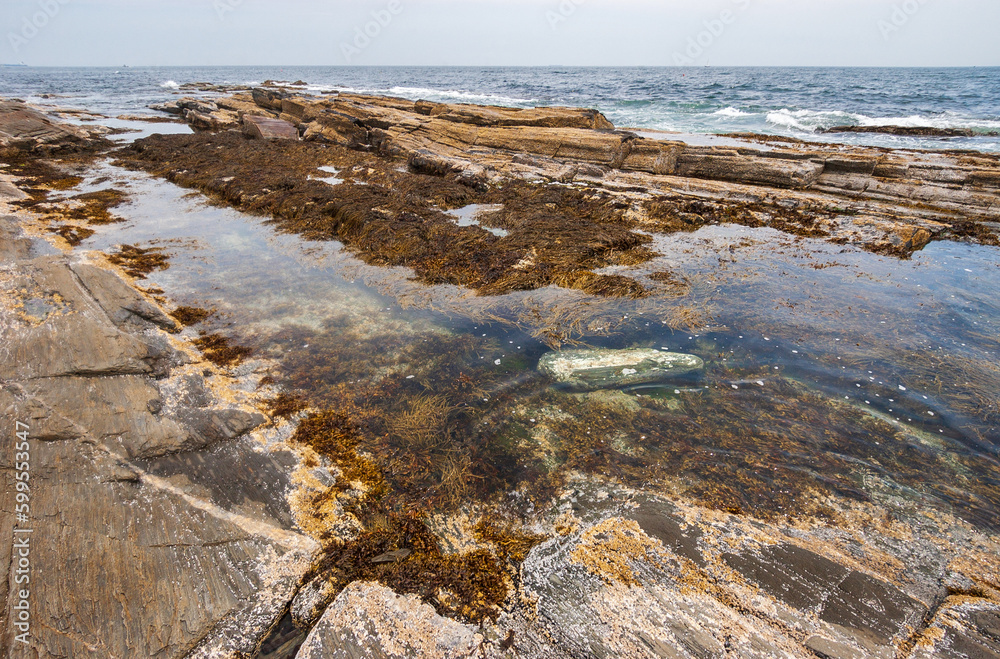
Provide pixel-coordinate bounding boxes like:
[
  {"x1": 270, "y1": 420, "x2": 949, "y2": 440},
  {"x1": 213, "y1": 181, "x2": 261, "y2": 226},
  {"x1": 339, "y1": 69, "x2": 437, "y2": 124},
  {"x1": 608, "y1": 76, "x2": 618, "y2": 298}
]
[{"x1": 75, "y1": 158, "x2": 1000, "y2": 529}]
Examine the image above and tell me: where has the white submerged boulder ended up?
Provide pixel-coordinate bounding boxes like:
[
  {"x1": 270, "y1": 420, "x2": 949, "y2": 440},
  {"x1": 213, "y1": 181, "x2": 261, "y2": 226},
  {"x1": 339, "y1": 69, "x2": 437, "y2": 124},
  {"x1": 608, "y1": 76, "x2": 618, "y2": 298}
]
[{"x1": 538, "y1": 348, "x2": 704, "y2": 391}]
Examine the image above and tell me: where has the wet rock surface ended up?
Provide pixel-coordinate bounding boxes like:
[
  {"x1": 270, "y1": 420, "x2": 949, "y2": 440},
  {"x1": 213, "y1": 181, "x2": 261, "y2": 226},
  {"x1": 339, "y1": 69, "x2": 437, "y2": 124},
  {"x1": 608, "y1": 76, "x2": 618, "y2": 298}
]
[
  {"x1": 296, "y1": 582, "x2": 482, "y2": 659},
  {"x1": 0, "y1": 99, "x2": 107, "y2": 153},
  {"x1": 823, "y1": 125, "x2": 999, "y2": 138},
  {"x1": 0, "y1": 202, "x2": 318, "y2": 656}
]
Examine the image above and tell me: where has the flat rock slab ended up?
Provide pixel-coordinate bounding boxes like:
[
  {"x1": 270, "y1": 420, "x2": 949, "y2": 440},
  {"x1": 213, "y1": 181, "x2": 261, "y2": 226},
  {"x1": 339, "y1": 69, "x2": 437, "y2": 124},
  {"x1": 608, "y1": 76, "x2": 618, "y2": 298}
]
[
  {"x1": 296, "y1": 582, "x2": 481, "y2": 659},
  {"x1": 911, "y1": 601, "x2": 1000, "y2": 659},
  {"x1": 0, "y1": 99, "x2": 92, "y2": 151},
  {"x1": 725, "y1": 543, "x2": 926, "y2": 649},
  {"x1": 539, "y1": 348, "x2": 704, "y2": 391},
  {"x1": 243, "y1": 114, "x2": 299, "y2": 140}
]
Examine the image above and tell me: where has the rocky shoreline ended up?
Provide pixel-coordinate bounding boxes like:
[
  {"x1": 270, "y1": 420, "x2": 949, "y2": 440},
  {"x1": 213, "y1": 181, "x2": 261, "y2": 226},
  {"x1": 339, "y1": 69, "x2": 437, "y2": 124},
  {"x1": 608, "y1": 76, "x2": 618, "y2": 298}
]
[{"x1": 2, "y1": 93, "x2": 1000, "y2": 658}]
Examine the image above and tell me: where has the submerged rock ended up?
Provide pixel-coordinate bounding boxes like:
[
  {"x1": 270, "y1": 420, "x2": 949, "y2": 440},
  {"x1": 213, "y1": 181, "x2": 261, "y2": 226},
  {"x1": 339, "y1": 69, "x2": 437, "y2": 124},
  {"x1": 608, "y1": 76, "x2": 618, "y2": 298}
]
[{"x1": 539, "y1": 348, "x2": 704, "y2": 391}]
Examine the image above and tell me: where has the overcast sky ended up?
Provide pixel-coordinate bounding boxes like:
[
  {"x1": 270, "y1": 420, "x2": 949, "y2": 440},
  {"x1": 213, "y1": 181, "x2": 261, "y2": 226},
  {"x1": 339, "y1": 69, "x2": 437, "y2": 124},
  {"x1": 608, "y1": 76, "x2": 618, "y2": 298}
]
[{"x1": 3, "y1": 0, "x2": 998, "y2": 67}]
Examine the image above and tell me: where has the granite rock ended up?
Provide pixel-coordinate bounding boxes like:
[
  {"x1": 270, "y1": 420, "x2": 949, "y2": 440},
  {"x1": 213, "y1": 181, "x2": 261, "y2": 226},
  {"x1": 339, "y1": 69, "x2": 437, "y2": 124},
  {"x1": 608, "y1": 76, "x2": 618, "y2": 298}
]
[{"x1": 296, "y1": 582, "x2": 482, "y2": 659}]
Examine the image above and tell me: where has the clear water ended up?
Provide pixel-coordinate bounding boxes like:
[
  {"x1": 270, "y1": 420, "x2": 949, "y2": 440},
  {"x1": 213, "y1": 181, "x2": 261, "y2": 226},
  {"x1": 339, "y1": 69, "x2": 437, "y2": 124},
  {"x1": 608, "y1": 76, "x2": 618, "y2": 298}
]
[
  {"x1": 2, "y1": 65, "x2": 999, "y2": 151},
  {"x1": 59, "y1": 151, "x2": 1000, "y2": 529}
]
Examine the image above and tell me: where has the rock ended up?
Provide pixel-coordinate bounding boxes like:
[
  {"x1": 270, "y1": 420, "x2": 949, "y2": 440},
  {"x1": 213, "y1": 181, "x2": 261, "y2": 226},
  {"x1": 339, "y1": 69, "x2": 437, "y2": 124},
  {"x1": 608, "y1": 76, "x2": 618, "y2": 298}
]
[
  {"x1": 184, "y1": 108, "x2": 240, "y2": 131},
  {"x1": 0, "y1": 218, "x2": 314, "y2": 658},
  {"x1": 724, "y1": 544, "x2": 926, "y2": 651},
  {"x1": 371, "y1": 548, "x2": 412, "y2": 564},
  {"x1": 676, "y1": 150, "x2": 826, "y2": 188},
  {"x1": 280, "y1": 97, "x2": 329, "y2": 124},
  {"x1": 148, "y1": 100, "x2": 185, "y2": 115},
  {"x1": 295, "y1": 582, "x2": 482, "y2": 659},
  {"x1": 252, "y1": 87, "x2": 289, "y2": 112},
  {"x1": 0, "y1": 99, "x2": 100, "y2": 152},
  {"x1": 215, "y1": 93, "x2": 277, "y2": 118},
  {"x1": 69, "y1": 261, "x2": 179, "y2": 332},
  {"x1": 723, "y1": 543, "x2": 851, "y2": 611},
  {"x1": 805, "y1": 635, "x2": 874, "y2": 659},
  {"x1": 909, "y1": 600, "x2": 1000, "y2": 659},
  {"x1": 243, "y1": 114, "x2": 300, "y2": 141},
  {"x1": 823, "y1": 125, "x2": 996, "y2": 138},
  {"x1": 429, "y1": 102, "x2": 615, "y2": 130},
  {"x1": 302, "y1": 111, "x2": 369, "y2": 148},
  {"x1": 539, "y1": 348, "x2": 704, "y2": 391},
  {"x1": 518, "y1": 515, "x2": 802, "y2": 658},
  {"x1": 621, "y1": 140, "x2": 683, "y2": 175}
]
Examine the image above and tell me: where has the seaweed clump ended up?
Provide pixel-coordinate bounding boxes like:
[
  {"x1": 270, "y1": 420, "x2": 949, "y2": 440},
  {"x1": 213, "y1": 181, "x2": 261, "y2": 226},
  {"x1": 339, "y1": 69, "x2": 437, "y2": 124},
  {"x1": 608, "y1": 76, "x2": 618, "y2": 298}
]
[
  {"x1": 2, "y1": 151, "x2": 128, "y2": 238},
  {"x1": 291, "y1": 408, "x2": 515, "y2": 624},
  {"x1": 47, "y1": 224, "x2": 95, "y2": 247},
  {"x1": 309, "y1": 510, "x2": 508, "y2": 624},
  {"x1": 169, "y1": 305, "x2": 214, "y2": 327},
  {"x1": 474, "y1": 513, "x2": 547, "y2": 564},
  {"x1": 116, "y1": 131, "x2": 656, "y2": 299},
  {"x1": 106, "y1": 244, "x2": 170, "y2": 279},
  {"x1": 263, "y1": 392, "x2": 308, "y2": 420},
  {"x1": 192, "y1": 333, "x2": 253, "y2": 367}
]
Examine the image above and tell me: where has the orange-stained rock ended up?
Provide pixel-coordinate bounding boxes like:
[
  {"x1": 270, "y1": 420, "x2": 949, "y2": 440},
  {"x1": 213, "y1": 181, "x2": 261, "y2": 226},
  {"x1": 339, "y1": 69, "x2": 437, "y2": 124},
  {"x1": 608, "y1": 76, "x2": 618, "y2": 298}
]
[{"x1": 242, "y1": 114, "x2": 299, "y2": 140}]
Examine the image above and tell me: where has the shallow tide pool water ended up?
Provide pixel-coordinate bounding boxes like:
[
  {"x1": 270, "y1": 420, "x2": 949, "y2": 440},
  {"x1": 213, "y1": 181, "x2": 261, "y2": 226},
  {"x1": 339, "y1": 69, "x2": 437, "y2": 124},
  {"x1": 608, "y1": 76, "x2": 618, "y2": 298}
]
[{"x1": 66, "y1": 149, "x2": 1000, "y2": 530}]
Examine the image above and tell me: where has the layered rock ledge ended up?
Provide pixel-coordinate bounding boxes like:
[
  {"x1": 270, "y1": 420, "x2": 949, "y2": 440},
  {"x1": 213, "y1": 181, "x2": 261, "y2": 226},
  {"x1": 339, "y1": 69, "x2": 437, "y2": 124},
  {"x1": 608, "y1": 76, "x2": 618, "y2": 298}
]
[{"x1": 130, "y1": 88, "x2": 1000, "y2": 304}]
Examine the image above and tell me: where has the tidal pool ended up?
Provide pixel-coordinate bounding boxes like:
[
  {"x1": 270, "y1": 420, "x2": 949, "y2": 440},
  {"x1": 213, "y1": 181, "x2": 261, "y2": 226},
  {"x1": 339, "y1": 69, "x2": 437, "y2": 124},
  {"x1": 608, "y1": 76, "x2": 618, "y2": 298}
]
[{"x1": 67, "y1": 155, "x2": 1000, "y2": 531}]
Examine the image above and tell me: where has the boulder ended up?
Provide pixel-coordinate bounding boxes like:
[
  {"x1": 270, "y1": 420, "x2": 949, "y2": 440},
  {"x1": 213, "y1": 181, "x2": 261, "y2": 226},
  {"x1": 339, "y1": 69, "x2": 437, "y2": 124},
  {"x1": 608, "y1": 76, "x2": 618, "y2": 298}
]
[
  {"x1": 184, "y1": 108, "x2": 240, "y2": 131},
  {"x1": 242, "y1": 115, "x2": 300, "y2": 141},
  {"x1": 251, "y1": 86, "x2": 289, "y2": 112},
  {"x1": 302, "y1": 111, "x2": 368, "y2": 147},
  {"x1": 538, "y1": 348, "x2": 704, "y2": 391}
]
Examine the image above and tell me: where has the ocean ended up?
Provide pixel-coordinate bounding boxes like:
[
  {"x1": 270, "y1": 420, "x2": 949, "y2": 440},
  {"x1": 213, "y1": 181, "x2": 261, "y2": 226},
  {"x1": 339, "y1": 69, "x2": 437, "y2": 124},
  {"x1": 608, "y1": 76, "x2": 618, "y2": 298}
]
[{"x1": 2, "y1": 65, "x2": 999, "y2": 152}]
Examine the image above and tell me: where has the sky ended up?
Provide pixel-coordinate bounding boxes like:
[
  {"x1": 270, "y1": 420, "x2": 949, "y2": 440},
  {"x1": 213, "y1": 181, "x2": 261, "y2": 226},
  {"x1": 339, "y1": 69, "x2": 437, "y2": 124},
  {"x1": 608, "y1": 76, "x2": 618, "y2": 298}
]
[{"x1": 2, "y1": 0, "x2": 999, "y2": 67}]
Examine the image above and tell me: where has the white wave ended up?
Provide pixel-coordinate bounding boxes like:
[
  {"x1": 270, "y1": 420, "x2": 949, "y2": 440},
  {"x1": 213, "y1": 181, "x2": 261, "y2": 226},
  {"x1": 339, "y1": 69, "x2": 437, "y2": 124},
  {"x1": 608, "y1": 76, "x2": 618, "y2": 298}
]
[
  {"x1": 327, "y1": 85, "x2": 536, "y2": 107},
  {"x1": 713, "y1": 106, "x2": 752, "y2": 118},
  {"x1": 765, "y1": 108, "x2": 862, "y2": 133},
  {"x1": 766, "y1": 108, "x2": 1000, "y2": 134},
  {"x1": 859, "y1": 112, "x2": 1000, "y2": 131},
  {"x1": 388, "y1": 86, "x2": 537, "y2": 106},
  {"x1": 160, "y1": 80, "x2": 180, "y2": 90}
]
